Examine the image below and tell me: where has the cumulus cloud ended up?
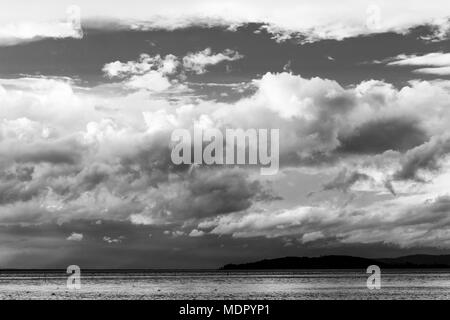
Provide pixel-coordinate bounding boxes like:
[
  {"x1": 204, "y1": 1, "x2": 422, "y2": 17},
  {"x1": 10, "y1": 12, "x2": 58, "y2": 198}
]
[
  {"x1": 0, "y1": 76, "x2": 275, "y2": 226},
  {"x1": 103, "y1": 54, "x2": 179, "y2": 79},
  {"x1": 102, "y1": 50, "x2": 242, "y2": 92},
  {"x1": 0, "y1": 5, "x2": 83, "y2": 46},
  {"x1": 189, "y1": 229, "x2": 205, "y2": 237},
  {"x1": 182, "y1": 48, "x2": 243, "y2": 74},
  {"x1": 102, "y1": 54, "x2": 181, "y2": 92},
  {"x1": 2, "y1": 67, "x2": 450, "y2": 251},
  {"x1": 66, "y1": 232, "x2": 83, "y2": 241}
]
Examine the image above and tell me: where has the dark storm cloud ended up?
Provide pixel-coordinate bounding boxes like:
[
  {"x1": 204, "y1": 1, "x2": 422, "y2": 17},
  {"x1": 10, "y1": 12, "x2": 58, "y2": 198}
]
[
  {"x1": 132, "y1": 168, "x2": 276, "y2": 223},
  {"x1": 14, "y1": 165, "x2": 34, "y2": 181},
  {"x1": 0, "y1": 127, "x2": 273, "y2": 225},
  {"x1": 116, "y1": 135, "x2": 178, "y2": 187},
  {"x1": 172, "y1": 168, "x2": 272, "y2": 219},
  {"x1": 338, "y1": 117, "x2": 429, "y2": 154}
]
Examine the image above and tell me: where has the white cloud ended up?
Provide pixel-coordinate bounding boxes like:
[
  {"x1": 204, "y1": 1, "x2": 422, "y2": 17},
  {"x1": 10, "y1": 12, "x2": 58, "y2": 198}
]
[
  {"x1": 66, "y1": 232, "x2": 83, "y2": 241},
  {"x1": 3, "y1": 0, "x2": 450, "y2": 43},
  {"x1": 389, "y1": 52, "x2": 450, "y2": 67},
  {"x1": 0, "y1": 77, "x2": 101, "y2": 133},
  {"x1": 126, "y1": 71, "x2": 173, "y2": 91},
  {"x1": 102, "y1": 51, "x2": 242, "y2": 91},
  {"x1": 189, "y1": 229, "x2": 205, "y2": 237},
  {"x1": 414, "y1": 66, "x2": 450, "y2": 75},
  {"x1": 103, "y1": 236, "x2": 124, "y2": 243},
  {"x1": 103, "y1": 54, "x2": 179, "y2": 79},
  {"x1": 301, "y1": 231, "x2": 325, "y2": 243},
  {"x1": 0, "y1": 5, "x2": 83, "y2": 46},
  {"x1": 183, "y1": 48, "x2": 243, "y2": 74},
  {"x1": 387, "y1": 52, "x2": 450, "y2": 75}
]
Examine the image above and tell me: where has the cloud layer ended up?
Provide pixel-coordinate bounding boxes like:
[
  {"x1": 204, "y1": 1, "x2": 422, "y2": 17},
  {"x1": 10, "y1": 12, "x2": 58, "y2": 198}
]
[
  {"x1": 2, "y1": 48, "x2": 450, "y2": 261},
  {"x1": 2, "y1": 0, "x2": 450, "y2": 45}
]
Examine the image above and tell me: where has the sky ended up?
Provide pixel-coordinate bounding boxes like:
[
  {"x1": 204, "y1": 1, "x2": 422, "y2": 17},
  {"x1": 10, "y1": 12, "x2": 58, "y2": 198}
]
[{"x1": 1, "y1": 1, "x2": 450, "y2": 268}]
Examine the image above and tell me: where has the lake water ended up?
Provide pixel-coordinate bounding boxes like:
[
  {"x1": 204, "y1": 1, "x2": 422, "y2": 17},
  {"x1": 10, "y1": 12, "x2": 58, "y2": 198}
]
[{"x1": 1, "y1": 269, "x2": 450, "y2": 299}]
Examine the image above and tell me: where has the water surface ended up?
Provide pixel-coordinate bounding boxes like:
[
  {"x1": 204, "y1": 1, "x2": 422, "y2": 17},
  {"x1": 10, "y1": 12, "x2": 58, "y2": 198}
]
[{"x1": 1, "y1": 269, "x2": 449, "y2": 299}]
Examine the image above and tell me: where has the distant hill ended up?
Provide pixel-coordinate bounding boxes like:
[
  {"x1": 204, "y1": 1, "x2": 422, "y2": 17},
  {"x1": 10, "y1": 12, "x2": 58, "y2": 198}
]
[
  {"x1": 377, "y1": 254, "x2": 450, "y2": 267},
  {"x1": 220, "y1": 255, "x2": 450, "y2": 270}
]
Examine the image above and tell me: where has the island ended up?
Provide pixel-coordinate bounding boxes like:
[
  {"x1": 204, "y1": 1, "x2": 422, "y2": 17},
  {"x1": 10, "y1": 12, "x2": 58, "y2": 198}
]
[{"x1": 220, "y1": 255, "x2": 450, "y2": 270}]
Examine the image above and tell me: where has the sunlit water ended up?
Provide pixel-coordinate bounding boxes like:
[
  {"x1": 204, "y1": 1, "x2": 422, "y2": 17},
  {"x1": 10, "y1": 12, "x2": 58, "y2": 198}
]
[{"x1": 1, "y1": 269, "x2": 450, "y2": 299}]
